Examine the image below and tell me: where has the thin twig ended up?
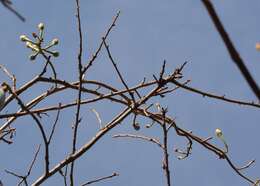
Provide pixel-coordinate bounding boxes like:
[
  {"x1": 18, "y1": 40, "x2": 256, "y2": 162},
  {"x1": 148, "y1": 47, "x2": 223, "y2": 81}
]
[
  {"x1": 103, "y1": 39, "x2": 136, "y2": 104},
  {"x1": 113, "y1": 134, "x2": 164, "y2": 149},
  {"x1": 81, "y1": 172, "x2": 119, "y2": 186},
  {"x1": 5, "y1": 145, "x2": 41, "y2": 186},
  {"x1": 59, "y1": 165, "x2": 68, "y2": 186},
  {"x1": 41, "y1": 54, "x2": 57, "y2": 82},
  {"x1": 48, "y1": 104, "x2": 61, "y2": 143},
  {"x1": 83, "y1": 11, "x2": 121, "y2": 74},
  {"x1": 4, "y1": 83, "x2": 50, "y2": 175},
  {"x1": 91, "y1": 108, "x2": 102, "y2": 129},
  {"x1": 70, "y1": 0, "x2": 84, "y2": 184},
  {"x1": 171, "y1": 79, "x2": 260, "y2": 108},
  {"x1": 161, "y1": 108, "x2": 171, "y2": 186},
  {"x1": 174, "y1": 136, "x2": 192, "y2": 160},
  {"x1": 27, "y1": 145, "x2": 41, "y2": 176},
  {"x1": 0, "y1": 0, "x2": 25, "y2": 22},
  {"x1": 0, "y1": 65, "x2": 16, "y2": 90},
  {"x1": 237, "y1": 159, "x2": 255, "y2": 171}
]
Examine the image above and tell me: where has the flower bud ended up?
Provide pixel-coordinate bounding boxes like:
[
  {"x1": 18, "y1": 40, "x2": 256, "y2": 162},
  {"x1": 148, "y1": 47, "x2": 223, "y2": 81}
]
[
  {"x1": 20, "y1": 35, "x2": 29, "y2": 42},
  {"x1": 38, "y1": 23, "x2": 44, "y2": 30},
  {"x1": 26, "y1": 42, "x2": 39, "y2": 52},
  {"x1": 51, "y1": 38, "x2": 59, "y2": 45},
  {"x1": 215, "y1": 128, "x2": 223, "y2": 138},
  {"x1": 26, "y1": 41, "x2": 32, "y2": 48},
  {"x1": 52, "y1": 51, "x2": 59, "y2": 57},
  {"x1": 29, "y1": 54, "x2": 36, "y2": 61},
  {"x1": 133, "y1": 122, "x2": 140, "y2": 130},
  {"x1": 32, "y1": 32, "x2": 37, "y2": 38}
]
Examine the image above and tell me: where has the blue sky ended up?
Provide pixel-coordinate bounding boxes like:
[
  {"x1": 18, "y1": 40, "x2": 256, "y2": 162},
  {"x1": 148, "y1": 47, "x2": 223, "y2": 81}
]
[{"x1": 0, "y1": 0, "x2": 259, "y2": 185}]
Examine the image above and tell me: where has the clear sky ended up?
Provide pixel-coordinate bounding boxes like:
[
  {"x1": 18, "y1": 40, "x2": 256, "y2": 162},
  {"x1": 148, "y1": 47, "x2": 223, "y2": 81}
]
[{"x1": 0, "y1": 0, "x2": 259, "y2": 186}]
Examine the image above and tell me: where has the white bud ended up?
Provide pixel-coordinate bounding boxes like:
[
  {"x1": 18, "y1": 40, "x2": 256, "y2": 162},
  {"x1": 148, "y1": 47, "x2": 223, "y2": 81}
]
[
  {"x1": 38, "y1": 23, "x2": 45, "y2": 30},
  {"x1": 215, "y1": 128, "x2": 223, "y2": 138},
  {"x1": 51, "y1": 38, "x2": 59, "y2": 45},
  {"x1": 20, "y1": 35, "x2": 29, "y2": 42},
  {"x1": 26, "y1": 41, "x2": 32, "y2": 48},
  {"x1": 26, "y1": 42, "x2": 39, "y2": 52}
]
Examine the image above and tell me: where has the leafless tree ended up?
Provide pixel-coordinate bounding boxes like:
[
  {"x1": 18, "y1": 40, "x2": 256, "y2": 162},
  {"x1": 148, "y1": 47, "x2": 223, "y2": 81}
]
[{"x1": 0, "y1": 1, "x2": 259, "y2": 186}]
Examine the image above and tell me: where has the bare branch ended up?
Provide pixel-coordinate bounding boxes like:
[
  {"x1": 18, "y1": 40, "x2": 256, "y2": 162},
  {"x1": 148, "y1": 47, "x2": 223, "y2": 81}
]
[
  {"x1": 32, "y1": 81, "x2": 164, "y2": 185},
  {"x1": 201, "y1": 0, "x2": 260, "y2": 100},
  {"x1": 161, "y1": 108, "x2": 171, "y2": 186},
  {"x1": 70, "y1": 0, "x2": 84, "y2": 184},
  {"x1": 171, "y1": 79, "x2": 260, "y2": 108},
  {"x1": 4, "y1": 83, "x2": 50, "y2": 175}
]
